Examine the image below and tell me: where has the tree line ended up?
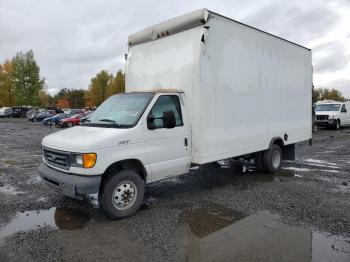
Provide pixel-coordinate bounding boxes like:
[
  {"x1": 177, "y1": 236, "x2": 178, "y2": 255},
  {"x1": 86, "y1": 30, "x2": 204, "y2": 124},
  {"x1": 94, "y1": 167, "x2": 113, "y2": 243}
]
[
  {"x1": 0, "y1": 50, "x2": 125, "y2": 108},
  {"x1": 312, "y1": 88, "x2": 346, "y2": 103},
  {"x1": 0, "y1": 50, "x2": 45, "y2": 107},
  {"x1": 1, "y1": 50, "x2": 348, "y2": 108}
]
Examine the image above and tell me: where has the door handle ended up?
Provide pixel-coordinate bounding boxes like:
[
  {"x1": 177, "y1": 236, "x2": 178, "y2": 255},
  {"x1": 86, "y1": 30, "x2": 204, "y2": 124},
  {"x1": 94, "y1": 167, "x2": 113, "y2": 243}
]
[{"x1": 184, "y1": 138, "x2": 188, "y2": 147}]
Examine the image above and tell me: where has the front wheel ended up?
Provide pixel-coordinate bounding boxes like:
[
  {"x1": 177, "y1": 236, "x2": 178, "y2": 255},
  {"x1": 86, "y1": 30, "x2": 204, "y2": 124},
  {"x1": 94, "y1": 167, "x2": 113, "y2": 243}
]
[
  {"x1": 334, "y1": 120, "x2": 340, "y2": 130},
  {"x1": 98, "y1": 170, "x2": 145, "y2": 219},
  {"x1": 262, "y1": 144, "x2": 282, "y2": 174}
]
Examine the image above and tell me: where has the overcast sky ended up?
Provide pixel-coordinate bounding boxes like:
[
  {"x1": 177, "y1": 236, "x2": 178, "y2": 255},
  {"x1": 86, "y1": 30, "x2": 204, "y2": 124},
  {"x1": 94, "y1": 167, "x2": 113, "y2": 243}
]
[{"x1": 1, "y1": 0, "x2": 349, "y2": 97}]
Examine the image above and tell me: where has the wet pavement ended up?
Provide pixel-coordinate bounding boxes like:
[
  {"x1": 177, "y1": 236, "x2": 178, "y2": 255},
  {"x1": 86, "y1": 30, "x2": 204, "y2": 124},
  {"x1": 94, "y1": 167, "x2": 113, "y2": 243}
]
[{"x1": 0, "y1": 119, "x2": 349, "y2": 261}]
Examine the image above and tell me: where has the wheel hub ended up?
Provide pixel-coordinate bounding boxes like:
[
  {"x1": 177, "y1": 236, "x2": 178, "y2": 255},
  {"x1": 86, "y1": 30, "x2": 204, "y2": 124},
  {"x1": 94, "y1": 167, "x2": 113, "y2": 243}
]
[{"x1": 112, "y1": 181, "x2": 137, "y2": 210}]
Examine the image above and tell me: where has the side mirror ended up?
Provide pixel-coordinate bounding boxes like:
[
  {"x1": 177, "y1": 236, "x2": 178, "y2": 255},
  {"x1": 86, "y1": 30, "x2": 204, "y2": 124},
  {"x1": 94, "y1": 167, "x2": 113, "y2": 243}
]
[
  {"x1": 163, "y1": 111, "x2": 176, "y2": 129},
  {"x1": 147, "y1": 114, "x2": 156, "y2": 130},
  {"x1": 147, "y1": 110, "x2": 176, "y2": 130}
]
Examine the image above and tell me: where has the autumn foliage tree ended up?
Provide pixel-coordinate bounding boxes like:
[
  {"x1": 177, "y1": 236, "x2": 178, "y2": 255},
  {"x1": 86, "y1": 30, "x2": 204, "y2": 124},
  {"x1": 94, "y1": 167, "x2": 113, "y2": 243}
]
[
  {"x1": 313, "y1": 88, "x2": 346, "y2": 103},
  {"x1": 0, "y1": 60, "x2": 16, "y2": 106},
  {"x1": 0, "y1": 50, "x2": 46, "y2": 107},
  {"x1": 1, "y1": 50, "x2": 126, "y2": 108},
  {"x1": 108, "y1": 70, "x2": 125, "y2": 96},
  {"x1": 12, "y1": 50, "x2": 45, "y2": 105},
  {"x1": 85, "y1": 70, "x2": 125, "y2": 106},
  {"x1": 53, "y1": 88, "x2": 86, "y2": 109}
]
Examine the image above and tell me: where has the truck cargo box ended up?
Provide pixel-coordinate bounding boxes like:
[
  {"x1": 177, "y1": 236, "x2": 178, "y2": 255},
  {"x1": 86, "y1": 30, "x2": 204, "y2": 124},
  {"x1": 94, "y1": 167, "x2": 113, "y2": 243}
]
[{"x1": 126, "y1": 9, "x2": 312, "y2": 164}]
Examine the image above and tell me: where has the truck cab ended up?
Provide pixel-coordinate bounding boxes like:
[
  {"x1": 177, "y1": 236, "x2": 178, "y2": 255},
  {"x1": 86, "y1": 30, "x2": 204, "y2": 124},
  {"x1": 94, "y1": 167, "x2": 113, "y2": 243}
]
[
  {"x1": 315, "y1": 101, "x2": 350, "y2": 130},
  {"x1": 39, "y1": 91, "x2": 191, "y2": 219}
]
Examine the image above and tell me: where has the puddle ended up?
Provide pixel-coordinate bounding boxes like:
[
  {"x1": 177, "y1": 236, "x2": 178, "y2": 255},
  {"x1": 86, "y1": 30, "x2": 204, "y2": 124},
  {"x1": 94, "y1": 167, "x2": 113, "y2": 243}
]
[
  {"x1": 303, "y1": 158, "x2": 339, "y2": 167},
  {"x1": 312, "y1": 231, "x2": 350, "y2": 262},
  {"x1": 0, "y1": 207, "x2": 89, "y2": 242},
  {"x1": 283, "y1": 167, "x2": 312, "y2": 172},
  {"x1": 298, "y1": 158, "x2": 341, "y2": 169},
  {"x1": 181, "y1": 204, "x2": 247, "y2": 238},
  {"x1": 181, "y1": 206, "x2": 350, "y2": 261},
  {"x1": 283, "y1": 167, "x2": 341, "y2": 175}
]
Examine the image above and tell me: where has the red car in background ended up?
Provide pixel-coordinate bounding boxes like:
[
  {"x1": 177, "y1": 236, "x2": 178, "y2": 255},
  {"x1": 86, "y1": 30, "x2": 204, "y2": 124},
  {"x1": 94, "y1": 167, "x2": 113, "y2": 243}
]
[{"x1": 59, "y1": 112, "x2": 90, "y2": 127}]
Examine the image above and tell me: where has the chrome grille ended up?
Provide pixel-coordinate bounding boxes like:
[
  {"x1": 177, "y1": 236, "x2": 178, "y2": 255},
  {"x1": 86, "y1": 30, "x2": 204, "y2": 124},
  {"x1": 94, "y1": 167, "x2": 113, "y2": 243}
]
[
  {"x1": 316, "y1": 115, "x2": 328, "y2": 121},
  {"x1": 42, "y1": 147, "x2": 70, "y2": 170}
]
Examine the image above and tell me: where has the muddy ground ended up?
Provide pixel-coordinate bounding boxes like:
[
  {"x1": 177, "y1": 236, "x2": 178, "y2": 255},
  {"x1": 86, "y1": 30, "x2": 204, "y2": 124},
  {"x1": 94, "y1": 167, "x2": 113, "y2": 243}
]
[{"x1": 0, "y1": 118, "x2": 349, "y2": 262}]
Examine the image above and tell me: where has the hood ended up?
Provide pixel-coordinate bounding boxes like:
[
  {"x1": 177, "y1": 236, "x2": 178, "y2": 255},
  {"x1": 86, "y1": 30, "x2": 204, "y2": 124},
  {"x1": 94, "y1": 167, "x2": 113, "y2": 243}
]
[
  {"x1": 42, "y1": 125, "x2": 135, "y2": 152},
  {"x1": 315, "y1": 111, "x2": 339, "y2": 116}
]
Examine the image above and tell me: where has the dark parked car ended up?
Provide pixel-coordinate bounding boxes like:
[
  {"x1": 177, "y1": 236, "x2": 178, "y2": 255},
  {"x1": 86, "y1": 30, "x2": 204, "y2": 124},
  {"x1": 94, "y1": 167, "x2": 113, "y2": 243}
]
[
  {"x1": 10, "y1": 107, "x2": 28, "y2": 118},
  {"x1": 29, "y1": 110, "x2": 56, "y2": 122}
]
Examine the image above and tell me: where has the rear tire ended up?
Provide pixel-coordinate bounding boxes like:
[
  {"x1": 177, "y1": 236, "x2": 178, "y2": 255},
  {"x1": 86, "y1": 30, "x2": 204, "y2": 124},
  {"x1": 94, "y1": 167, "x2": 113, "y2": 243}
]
[
  {"x1": 262, "y1": 144, "x2": 282, "y2": 174},
  {"x1": 98, "y1": 170, "x2": 145, "y2": 219}
]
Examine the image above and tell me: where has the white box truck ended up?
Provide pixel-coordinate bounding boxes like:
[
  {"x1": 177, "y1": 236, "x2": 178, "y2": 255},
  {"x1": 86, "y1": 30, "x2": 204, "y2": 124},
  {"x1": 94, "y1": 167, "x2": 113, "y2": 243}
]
[
  {"x1": 38, "y1": 9, "x2": 312, "y2": 219},
  {"x1": 315, "y1": 100, "x2": 350, "y2": 129}
]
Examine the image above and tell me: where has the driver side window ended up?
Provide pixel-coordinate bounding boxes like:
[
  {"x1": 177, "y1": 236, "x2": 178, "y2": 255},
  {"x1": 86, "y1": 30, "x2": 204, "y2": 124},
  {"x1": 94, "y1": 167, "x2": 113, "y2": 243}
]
[
  {"x1": 148, "y1": 95, "x2": 183, "y2": 129},
  {"x1": 341, "y1": 104, "x2": 347, "y2": 112}
]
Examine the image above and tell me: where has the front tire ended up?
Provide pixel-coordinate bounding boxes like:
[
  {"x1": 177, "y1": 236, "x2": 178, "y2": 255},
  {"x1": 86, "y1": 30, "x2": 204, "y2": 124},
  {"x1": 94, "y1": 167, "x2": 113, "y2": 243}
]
[
  {"x1": 334, "y1": 120, "x2": 340, "y2": 130},
  {"x1": 262, "y1": 144, "x2": 282, "y2": 174},
  {"x1": 98, "y1": 170, "x2": 145, "y2": 219}
]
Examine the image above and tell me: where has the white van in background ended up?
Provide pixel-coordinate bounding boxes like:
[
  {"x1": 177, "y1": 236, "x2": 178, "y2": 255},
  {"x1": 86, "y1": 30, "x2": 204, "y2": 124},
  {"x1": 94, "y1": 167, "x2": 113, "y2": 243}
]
[{"x1": 315, "y1": 100, "x2": 350, "y2": 130}]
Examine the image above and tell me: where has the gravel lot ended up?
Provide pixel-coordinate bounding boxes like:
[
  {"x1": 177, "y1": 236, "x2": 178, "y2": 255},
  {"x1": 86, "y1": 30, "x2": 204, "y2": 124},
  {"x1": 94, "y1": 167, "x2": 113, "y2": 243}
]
[{"x1": 0, "y1": 119, "x2": 349, "y2": 262}]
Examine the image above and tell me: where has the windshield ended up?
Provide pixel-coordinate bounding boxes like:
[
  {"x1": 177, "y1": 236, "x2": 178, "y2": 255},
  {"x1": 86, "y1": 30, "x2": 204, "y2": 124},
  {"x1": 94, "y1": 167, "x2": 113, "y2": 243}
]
[
  {"x1": 84, "y1": 93, "x2": 154, "y2": 128},
  {"x1": 315, "y1": 104, "x2": 341, "y2": 112}
]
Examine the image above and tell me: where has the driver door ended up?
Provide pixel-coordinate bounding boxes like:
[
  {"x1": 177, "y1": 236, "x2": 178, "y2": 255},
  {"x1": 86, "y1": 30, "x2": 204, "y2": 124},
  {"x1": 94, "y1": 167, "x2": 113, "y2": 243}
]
[
  {"x1": 143, "y1": 94, "x2": 191, "y2": 182},
  {"x1": 341, "y1": 104, "x2": 350, "y2": 125}
]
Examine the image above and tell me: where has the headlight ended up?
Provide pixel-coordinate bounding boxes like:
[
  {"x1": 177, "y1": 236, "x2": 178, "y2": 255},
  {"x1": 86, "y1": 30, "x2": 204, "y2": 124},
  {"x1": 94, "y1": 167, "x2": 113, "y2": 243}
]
[
  {"x1": 71, "y1": 153, "x2": 97, "y2": 168},
  {"x1": 328, "y1": 115, "x2": 334, "y2": 119}
]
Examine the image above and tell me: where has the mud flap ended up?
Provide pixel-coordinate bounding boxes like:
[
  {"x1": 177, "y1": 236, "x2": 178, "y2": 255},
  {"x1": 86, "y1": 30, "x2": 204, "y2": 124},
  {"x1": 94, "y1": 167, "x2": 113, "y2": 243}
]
[{"x1": 282, "y1": 144, "x2": 295, "y2": 160}]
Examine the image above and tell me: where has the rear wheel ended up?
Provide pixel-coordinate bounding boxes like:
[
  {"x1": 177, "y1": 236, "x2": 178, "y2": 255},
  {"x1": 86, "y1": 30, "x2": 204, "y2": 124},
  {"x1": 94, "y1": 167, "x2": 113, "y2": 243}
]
[
  {"x1": 262, "y1": 144, "x2": 282, "y2": 174},
  {"x1": 98, "y1": 170, "x2": 145, "y2": 219}
]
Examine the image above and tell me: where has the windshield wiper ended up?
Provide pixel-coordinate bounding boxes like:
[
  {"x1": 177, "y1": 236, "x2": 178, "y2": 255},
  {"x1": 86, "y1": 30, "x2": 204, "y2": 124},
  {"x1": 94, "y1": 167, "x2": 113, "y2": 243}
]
[
  {"x1": 96, "y1": 118, "x2": 131, "y2": 128},
  {"x1": 98, "y1": 118, "x2": 116, "y2": 123}
]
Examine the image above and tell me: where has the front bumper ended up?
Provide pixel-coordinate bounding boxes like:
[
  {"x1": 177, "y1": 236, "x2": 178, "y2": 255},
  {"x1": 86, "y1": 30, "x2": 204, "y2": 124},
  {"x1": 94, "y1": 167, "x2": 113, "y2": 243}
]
[
  {"x1": 38, "y1": 163, "x2": 101, "y2": 198},
  {"x1": 316, "y1": 119, "x2": 336, "y2": 126}
]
